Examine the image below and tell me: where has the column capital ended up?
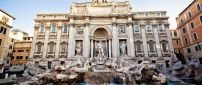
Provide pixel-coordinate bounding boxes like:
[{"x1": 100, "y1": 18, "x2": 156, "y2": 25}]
[
  {"x1": 84, "y1": 22, "x2": 90, "y2": 26},
  {"x1": 112, "y1": 22, "x2": 117, "y2": 25},
  {"x1": 90, "y1": 36, "x2": 94, "y2": 39},
  {"x1": 107, "y1": 35, "x2": 113, "y2": 39},
  {"x1": 68, "y1": 23, "x2": 75, "y2": 26},
  {"x1": 34, "y1": 26, "x2": 39, "y2": 30},
  {"x1": 45, "y1": 26, "x2": 51, "y2": 28},
  {"x1": 127, "y1": 22, "x2": 133, "y2": 25},
  {"x1": 140, "y1": 24, "x2": 145, "y2": 29},
  {"x1": 57, "y1": 26, "x2": 63, "y2": 29}
]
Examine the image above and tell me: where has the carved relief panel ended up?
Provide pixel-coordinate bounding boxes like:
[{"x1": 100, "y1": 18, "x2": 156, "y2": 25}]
[
  {"x1": 118, "y1": 25, "x2": 126, "y2": 34},
  {"x1": 76, "y1": 25, "x2": 84, "y2": 35}
]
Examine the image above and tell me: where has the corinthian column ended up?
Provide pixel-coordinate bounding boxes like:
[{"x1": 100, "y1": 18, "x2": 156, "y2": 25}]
[
  {"x1": 68, "y1": 18, "x2": 75, "y2": 57},
  {"x1": 55, "y1": 25, "x2": 62, "y2": 58},
  {"x1": 153, "y1": 24, "x2": 162, "y2": 57},
  {"x1": 42, "y1": 25, "x2": 50, "y2": 58},
  {"x1": 112, "y1": 17, "x2": 119, "y2": 58},
  {"x1": 83, "y1": 17, "x2": 90, "y2": 57},
  {"x1": 141, "y1": 25, "x2": 149, "y2": 57},
  {"x1": 127, "y1": 23, "x2": 135, "y2": 57},
  {"x1": 29, "y1": 27, "x2": 38, "y2": 59}
]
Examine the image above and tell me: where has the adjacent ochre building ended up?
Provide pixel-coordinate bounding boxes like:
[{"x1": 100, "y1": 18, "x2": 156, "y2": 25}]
[
  {"x1": 170, "y1": 29, "x2": 182, "y2": 54},
  {"x1": 30, "y1": 0, "x2": 174, "y2": 68},
  {"x1": 170, "y1": 29, "x2": 186, "y2": 64},
  {"x1": 11, "y1": 36, "x2": 33, "y2": 65},
  {"x1": 0, "y1": 9, "x2": 15, "y2": 65},
  {"x1": 176, "y1": 0, "x2": 202, "y2": 64},
  {"x1": 5, "y1": 29, "x2": 32, "y2": 65}
]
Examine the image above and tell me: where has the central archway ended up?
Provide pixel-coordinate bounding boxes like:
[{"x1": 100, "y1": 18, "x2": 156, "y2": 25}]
[{"x1": 90, "y1": 26, "x2": 112, "y2": 59}]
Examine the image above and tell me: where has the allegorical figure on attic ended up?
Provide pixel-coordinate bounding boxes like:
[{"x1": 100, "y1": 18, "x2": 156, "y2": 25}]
[{"x1": 92, "y1": 0, "x2": 108, "y2": 4}]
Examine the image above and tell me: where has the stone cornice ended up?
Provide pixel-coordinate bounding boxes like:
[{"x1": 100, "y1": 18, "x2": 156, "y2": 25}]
[
  {"x1": 133, "y1": 16, "x2": 169, "y2": 20},
  {"x1": 35, "y1": 19, "x2": 69, "y2": 22},
  {"x1": 0, "y1": 21, "x2": 12, "y2": 28}
]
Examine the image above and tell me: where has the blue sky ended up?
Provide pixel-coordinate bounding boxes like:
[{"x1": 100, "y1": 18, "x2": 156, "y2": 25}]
[{"x1": 0, "y1": 0, "x2": 193, "y2": 36}]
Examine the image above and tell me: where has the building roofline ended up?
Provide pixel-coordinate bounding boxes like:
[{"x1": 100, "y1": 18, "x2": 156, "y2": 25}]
[
  {"x1": 179, "y1": 0, "x2": 197, "y2": 16},
  {"x1": 37, "y1": 13, "x2": 69, "y2": 16},
  {"x1": 0, "y1": 9, "x2": 15, "y2": 20},
  {"x1": 133, "y1": 11, "x2": 167, "y2": 13}
]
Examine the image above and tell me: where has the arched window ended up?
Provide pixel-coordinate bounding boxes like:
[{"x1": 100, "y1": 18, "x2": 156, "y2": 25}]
[
  {"x1": 60, "y1": 42, "x2": 68, "y2": 53},
  {"x1": 63, "y1": 25, "x2": 68, "y2": 33},
  {"x1": 148, "y1": 40, "x2": 155, "y2": 51},
  {"x1": 40, "y1": 24, "x2": 45, "y2": 32},
  {"x1": 48, "y1": 42, "x2": 56, "y2": 52},
  {"x1": 133, "y1": 24, "x2": 139, "y2": 32},
  {"x1": 51, "y1": 24, "x2": 57, "y2": 33},
  {"x1": 36, "y1": 42, "x2": 44, "y2": 53},
  {"x1": 161, "y1": 40, "x2": 168, "y2": 52},
  {"x1": 146, "y1": 25, "x2": 151, "y2": 32},
  {"x1": 135, "y1": 40, "x2": 142, "y2": 52}
]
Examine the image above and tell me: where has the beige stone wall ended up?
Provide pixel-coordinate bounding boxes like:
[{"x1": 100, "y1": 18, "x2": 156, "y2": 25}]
[
  {"x1": 12, "y1": 38, "x2": 32, "y2": 65},
  {"x1": 30, "y1": 1, "x2": 173, "y2": 68}
]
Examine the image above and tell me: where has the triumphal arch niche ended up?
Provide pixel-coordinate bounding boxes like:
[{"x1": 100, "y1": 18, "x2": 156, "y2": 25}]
[
  {"x1": 70, "y1": 0, "x2": 132, "y2": 60},
  {"x1": 90, "y1": 26, "x2": 112, "y2": 59}
]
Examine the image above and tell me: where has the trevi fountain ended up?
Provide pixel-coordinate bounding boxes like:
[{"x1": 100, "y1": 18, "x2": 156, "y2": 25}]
[{"x1": 4, "y1": 0, "x2": 202, "y2": 85}]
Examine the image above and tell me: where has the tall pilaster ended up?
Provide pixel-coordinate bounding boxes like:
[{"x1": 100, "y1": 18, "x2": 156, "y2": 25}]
[
  {"x1": 29, "y1": 27, "x2": 38, "y2": 59},
  {"x1": 127, "y1": 16, "x2": 135, "y2": 57},
  {"x1": 109, "y1": 39, "x2": 112, "y2": 59},
  {"x1": 153, "y1": 24, "x2": 162, "y2": 57},
  {"x1": 165, "y1": 24, "x2": 174, "y2": 56},
  {"x1": 0, "y1": 27, "x2": 10, "y2": 64},
  {"x1": 68, "y1": 18, "x2": 75, "y2": 57},
  {"x1": 83, "y1": 17, "x2": 90, "y2": 57},
  {"x1": 42, "y1": 26, "x2": 50, "y2": 58},
  {"x1": 91, "y1": 40, "x2": 94, "y2": 58},
  {"x1": 55, "y1": 26, "x2": 62, "y2": 58},
  {"x1": 141, "y1": 25, "x2": 149, "y2": 57},
  {"x1": 112, "y1": 17, "x2": 119, "y2": 58}
]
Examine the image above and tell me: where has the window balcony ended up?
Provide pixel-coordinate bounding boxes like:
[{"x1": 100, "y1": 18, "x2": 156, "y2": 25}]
[
  {"x1": 134, "y1": 32, "x2": 142, "y2": 36},
  {"x1": 159, "y1": 29, "x2": 166, "y2": 33},
  {"x1": 46, "y1": 52, "x2": 55, "y2": 58},
  {"x1": 59, "y1": 52, "x2": 67, "y2": 58},
  {"x1": 61, "y1": 32, "x2": 68, "y2": 37},
  {"x1": 146, "y1": 31, "x2": 154, "y2": 36},
  {"x1": 148, "y1": 51, "x2": 157, "y2": 57},
  {"x1": 49, "y1": 32, "x2": 57, "y2": 37},
  {"x1": 37, "y1": 32, "x2": 45, "y2": 37},
  {"x1": 33, "y1": 52, "x2": 43, "y2": 58},
  {"x1": 135, "y1": 51, "x2": 144, "y2": 57},
  {"x1": 162, "y1": 50, "x2": 171, "y2": 57},
  {"x1": 158, "y1": 30, "x2": 167, "y2": 36}
]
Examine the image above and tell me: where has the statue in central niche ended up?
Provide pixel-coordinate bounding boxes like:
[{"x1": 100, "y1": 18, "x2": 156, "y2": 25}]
[
  {"x1": 96, "y1": 41, "x2": 105, "y2": 57},
  {"x1": 96, "y1": 41, "x2": 106, "y2": 65},
  {"x1": 92, "y1": 0, "x2": 108, "y2": 4}
]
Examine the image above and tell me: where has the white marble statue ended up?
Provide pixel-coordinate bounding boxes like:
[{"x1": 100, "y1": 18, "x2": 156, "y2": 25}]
[
  {"x1": 76, "y1": 42, "x2": 82, "y2": 56},
  {"x1": 120, "y1": 41, "x2": 127, "y2": 55},
  {"x1": 96, "y1": 41, "x2": 105, "y2": 57}
]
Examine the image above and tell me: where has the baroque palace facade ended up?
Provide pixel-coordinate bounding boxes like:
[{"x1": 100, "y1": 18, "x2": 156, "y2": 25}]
[{"x1": 30, "y1": 0, "x2": 174, "y2": 68}]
